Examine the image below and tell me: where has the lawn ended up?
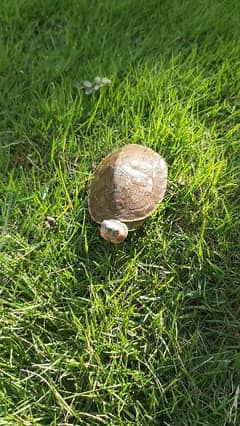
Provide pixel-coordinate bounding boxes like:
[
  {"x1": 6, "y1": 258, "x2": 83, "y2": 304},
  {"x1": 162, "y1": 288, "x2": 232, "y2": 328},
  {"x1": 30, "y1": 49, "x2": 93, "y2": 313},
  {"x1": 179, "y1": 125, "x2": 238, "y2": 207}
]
[{"x1": 0, "y1": 0, "x2": 240, "y2": 424}]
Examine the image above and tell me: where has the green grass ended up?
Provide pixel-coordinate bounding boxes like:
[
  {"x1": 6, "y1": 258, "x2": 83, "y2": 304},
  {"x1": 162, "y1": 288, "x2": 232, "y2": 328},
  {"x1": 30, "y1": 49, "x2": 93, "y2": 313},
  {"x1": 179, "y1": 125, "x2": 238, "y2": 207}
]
[{"x1": 1, "y1": 0, "x2": 240, "y2": 424}]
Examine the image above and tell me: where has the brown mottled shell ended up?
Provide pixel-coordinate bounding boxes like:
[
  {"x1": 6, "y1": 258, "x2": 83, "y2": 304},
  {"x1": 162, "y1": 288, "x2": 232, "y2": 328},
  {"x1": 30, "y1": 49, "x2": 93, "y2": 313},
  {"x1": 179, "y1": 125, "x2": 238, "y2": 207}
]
[{"x1": 88, "y1": 144, "x2": 167, "y2": 228}]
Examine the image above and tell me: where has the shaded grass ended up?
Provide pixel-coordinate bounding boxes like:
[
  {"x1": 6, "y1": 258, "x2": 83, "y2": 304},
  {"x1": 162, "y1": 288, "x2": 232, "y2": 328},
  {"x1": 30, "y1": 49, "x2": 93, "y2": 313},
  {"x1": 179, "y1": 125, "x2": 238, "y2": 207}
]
[{"x1": 1, "y1": 0, "x2": 240, "y2": 424}]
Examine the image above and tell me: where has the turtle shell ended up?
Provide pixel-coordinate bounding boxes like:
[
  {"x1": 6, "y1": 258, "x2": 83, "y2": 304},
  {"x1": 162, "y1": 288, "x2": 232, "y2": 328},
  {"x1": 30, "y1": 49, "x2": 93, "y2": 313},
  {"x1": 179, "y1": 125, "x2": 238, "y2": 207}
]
[{"x1": 88, "y1": 144, "x2": 167, "y2": 227}]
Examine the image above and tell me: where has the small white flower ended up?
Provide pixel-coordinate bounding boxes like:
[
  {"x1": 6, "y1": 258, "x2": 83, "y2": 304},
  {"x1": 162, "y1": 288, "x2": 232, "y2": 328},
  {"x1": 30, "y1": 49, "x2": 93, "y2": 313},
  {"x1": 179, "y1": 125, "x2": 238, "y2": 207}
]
[
  {"x1": 81, "y1": 76, "x2": 112, "y2": 95},
  {"x1": 101, "y1": 77, "x2": 111, "y2": 85},
  {"x1": 94, "y1": 76, "x2": 102, "y2": 85},
  {"x1": 82, "y1": 81, "x2": 92, "y2": 89},
  {"x1": 85, "y1": 89, "x2": 94, "y2": 95}
]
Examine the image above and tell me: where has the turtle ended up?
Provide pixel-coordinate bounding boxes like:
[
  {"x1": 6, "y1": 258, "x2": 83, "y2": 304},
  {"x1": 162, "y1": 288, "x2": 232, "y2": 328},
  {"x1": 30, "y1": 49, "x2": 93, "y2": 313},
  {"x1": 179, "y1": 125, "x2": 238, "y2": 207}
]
[{"x1": 88, "y1": 144, "x2": 168, "y2": 243}]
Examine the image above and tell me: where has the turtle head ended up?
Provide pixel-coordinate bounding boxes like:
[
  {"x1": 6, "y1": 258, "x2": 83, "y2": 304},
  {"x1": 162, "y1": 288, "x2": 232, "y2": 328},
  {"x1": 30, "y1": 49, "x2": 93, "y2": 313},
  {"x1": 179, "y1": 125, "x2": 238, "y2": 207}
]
[{"x1": 100, "y1": 219, "x2": 128, "y2": 243}]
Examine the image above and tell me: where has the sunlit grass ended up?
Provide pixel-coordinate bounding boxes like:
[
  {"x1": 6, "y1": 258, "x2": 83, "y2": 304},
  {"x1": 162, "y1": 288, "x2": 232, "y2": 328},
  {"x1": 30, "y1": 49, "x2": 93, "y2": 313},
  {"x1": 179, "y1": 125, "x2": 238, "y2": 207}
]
[{"x1": 1, "y1": 0, "x2": 240, "y2": 424}]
